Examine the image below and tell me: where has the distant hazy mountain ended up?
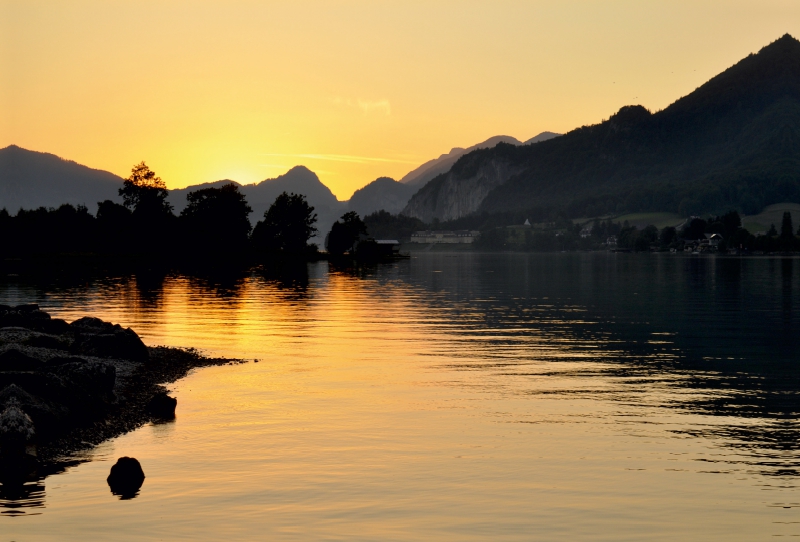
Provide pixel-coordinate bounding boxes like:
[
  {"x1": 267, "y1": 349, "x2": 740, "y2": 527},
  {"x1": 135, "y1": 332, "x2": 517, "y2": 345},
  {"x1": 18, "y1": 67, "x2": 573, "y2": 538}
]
[
  {"x1": 0, "y1": 145, "x2": 123, "y2": 212},
  {"x1": 170, "y1": 166, "x2": 345, "y2": 243},
  {"x1": 400, "y1": 133, "x2": 560, "y2": 188},
  {"x1": 522, "y1": 131, "x2": 561, "y2": 145},
  {"x1": 403, "y1": 35, "x2": 800, "y2": 222},
  {"x1": 346, "y1": 177, "x2": 414, "y2": 216}
]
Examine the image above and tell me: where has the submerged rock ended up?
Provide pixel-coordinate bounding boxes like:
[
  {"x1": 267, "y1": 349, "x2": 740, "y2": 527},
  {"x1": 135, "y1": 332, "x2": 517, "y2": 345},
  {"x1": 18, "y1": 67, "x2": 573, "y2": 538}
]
[{"x1": 107, "y1": 456, "x2": 145, "y2": 498}]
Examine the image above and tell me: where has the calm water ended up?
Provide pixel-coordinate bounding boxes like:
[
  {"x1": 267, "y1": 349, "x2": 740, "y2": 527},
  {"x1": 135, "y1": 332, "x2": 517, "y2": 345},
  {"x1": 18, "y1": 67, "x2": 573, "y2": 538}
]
[{"x1": 1, "y1": 252, "x2": 799, "y2": 541}]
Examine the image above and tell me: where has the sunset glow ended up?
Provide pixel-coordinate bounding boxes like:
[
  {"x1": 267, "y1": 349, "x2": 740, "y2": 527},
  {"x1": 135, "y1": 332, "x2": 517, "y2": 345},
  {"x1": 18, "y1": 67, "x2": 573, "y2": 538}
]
[{"x1": 3, "y1": 1, "x2": 800, "y2": 198}]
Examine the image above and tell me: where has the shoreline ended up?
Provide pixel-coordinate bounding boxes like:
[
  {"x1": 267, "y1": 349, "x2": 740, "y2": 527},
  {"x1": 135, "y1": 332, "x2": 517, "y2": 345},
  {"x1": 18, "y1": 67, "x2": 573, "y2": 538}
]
[
  {"x1": 36, "y1": 346, "x2": 244, "y2": 463},
  {"x1": 0, "y1": 305, "x2": 244, "y2": 473}
]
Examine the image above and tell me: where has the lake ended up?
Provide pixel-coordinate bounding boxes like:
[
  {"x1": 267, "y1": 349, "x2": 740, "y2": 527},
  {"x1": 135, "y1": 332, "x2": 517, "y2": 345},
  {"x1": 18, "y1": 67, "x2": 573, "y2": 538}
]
[{"x1": 1, "y1": 252, "x2": 799, "y2": 541}]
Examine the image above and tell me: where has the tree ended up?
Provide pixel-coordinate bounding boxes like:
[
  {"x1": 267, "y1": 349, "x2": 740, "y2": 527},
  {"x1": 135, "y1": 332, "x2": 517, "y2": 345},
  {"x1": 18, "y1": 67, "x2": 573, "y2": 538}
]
[
  {"x1": 659, "y1": 226, "x2": 677, "y2": 247},
  {"x1": 180, "y1": 183, "x2": 252, "y2": 252},
  {"x1": 717, "y1": 210, "x2": 742, "y2": 239},
  {"x1": 118, "y1": 162, "x2": 175, "y2": 254},
  {"x1": 780, "y1": 211, "x2": 794, "y2": 239},
  {"x1": 326, "y1": 211, "x2": 368, "y2": 255},
  {"x1": 252, "y1": 192, "x2": 317, "y2": 254},
  {"x1": 96, "y1": 200, "x2": 133, "y2": 252},
  {"x1": 119, "y1": 162, "x2": 173, "y2": 217},
  {"x1": 767, "y1": 223, "x2": 778, "y2": 237},
  {"x1": 641, "y1": 224, "x2": 658, "y2": 243},
  {"x1": 681, "y1": 218, "x2": 707, "y2": 240}
]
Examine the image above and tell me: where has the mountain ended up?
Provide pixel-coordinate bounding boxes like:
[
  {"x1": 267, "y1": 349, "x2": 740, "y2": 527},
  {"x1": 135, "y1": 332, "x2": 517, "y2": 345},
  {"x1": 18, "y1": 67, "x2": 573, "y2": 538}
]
[
  {"x1": 0, "y1": 146, "x2": 123, "y2": 212},
  {"x1": 402, "y1": 35, "x2": 800, "y2": 222},
  {"x1": 346, "y1": 177, "x2": 415, "y2": 216},
  {"x1": 399, "y1": 133, "x2": 560, "y2": 188},
  {"x1": 523, "y1": 131, "x2": 561, "y2": 145},
  {"x1": 170, "y1": 166, "x2": 345, "y2": 243}
]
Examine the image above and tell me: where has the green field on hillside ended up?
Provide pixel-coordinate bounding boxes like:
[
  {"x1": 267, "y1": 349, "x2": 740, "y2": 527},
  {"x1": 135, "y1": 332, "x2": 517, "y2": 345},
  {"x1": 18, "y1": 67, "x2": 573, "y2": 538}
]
[
  {"x1": 576, "y1": 212, "x2": 685, "y2": 230},
  {"x1": 741, "y1": 202, "x2": 800, "y2": 234}
]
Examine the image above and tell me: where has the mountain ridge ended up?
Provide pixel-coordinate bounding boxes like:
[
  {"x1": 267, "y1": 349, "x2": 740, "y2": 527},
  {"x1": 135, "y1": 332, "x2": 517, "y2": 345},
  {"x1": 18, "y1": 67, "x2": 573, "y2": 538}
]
[
  {"x1": 402, "y1": 34, "x2": 800, "y2": 222},
  {"x1": 0, "y1": 145, "x2": 123, "y2": 212},
  {"x1": 399, "y1": 132, "x2": 560, "y2": 188}
]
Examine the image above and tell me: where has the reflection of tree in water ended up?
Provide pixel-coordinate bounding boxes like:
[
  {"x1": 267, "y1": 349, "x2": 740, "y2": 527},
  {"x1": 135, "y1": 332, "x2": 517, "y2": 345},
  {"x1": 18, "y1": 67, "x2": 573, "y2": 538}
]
[
  {"x1": 255, "y1": 261, "x2": 310, "y2": 294},
  {"x1": 326, "y1": 259, "x2": 382, "y2": 280}
]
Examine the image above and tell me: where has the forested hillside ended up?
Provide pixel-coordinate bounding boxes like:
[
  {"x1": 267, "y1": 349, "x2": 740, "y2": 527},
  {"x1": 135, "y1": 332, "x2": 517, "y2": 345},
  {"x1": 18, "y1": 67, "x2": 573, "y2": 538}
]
[{"x1": 403, "y1": 35, "x2": 800, "y2": 222}]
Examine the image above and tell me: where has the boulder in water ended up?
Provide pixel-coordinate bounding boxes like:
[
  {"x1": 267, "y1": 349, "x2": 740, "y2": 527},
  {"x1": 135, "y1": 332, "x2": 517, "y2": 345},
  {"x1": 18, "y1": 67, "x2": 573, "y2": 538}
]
[
  {"x1": 146, "y1": 392, "x2": 177, "y2": 419},
  {"x1": 107, "y1": 456, "x2": 145, "y2": 498}
]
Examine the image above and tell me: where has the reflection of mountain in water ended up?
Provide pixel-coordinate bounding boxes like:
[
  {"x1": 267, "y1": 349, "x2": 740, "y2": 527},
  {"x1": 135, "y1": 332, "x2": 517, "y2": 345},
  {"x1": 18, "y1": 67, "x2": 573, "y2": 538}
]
[{"x1": 383, "y1": 253, "x2": 800, "y2": 475}]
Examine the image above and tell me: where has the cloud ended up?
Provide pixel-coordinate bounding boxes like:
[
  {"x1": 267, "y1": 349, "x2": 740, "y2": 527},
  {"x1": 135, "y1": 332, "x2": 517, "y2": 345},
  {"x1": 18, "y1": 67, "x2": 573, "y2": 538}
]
[
  {"x1": 261, "y1": 153, "x2": 417, "y2": 165},
  {"x1": 357, "y1": 99, "x2": 391, "y2": 116},
  {"x1": 259, "y1": 163, "x2": 337, "y2": 175},
  {"x1": 332, "y1": 97, "x2": 391, "y2": 116}
]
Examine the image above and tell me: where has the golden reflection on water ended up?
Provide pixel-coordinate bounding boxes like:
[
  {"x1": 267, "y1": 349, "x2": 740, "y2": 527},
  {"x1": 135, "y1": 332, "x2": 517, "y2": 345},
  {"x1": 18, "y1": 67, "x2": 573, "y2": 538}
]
[{"x1": 1, "y1": 254, "x2": 800, "y2": 540}]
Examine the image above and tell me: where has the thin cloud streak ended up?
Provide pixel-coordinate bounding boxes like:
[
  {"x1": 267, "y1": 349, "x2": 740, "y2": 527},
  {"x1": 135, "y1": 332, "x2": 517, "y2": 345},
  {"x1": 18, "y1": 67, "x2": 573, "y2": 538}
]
[
  {"x1": 260, "y1": 153, "x2": 418, "y2": 165},
  {"x1": 332, "y1": 97, "x2": 392, "y2": 116},
  {"x1": 259, "y1": 164, "x2": 337, "y2": 175}
]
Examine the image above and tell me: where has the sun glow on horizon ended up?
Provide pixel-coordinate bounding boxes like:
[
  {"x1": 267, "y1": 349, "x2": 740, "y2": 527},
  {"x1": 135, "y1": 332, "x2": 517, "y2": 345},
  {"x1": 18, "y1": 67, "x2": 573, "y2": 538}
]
[{"x1": 3, "y1": 1, "x2": 800, "y2": 199}]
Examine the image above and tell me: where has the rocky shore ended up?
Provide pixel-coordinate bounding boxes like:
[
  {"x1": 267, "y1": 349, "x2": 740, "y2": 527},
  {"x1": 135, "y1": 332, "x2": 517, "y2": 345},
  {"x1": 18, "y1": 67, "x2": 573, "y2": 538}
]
[{"x1": 0, "y1": 304, "x2": 240, "y2": 470}]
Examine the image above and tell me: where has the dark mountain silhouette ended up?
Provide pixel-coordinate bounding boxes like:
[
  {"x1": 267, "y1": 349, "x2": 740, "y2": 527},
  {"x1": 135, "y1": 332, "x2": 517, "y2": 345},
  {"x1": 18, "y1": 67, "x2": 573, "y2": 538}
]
[
  {"x1": 346, "y1": 177, "x2": 414, "y2": 216},
  {"x1": 400, "y1": 133, "x2": 560, "y2": 188},
  {"x1": 170, "y1": 166, "x2": 345, "y2": 243},
  {"x1": 403, "y1": 35, "x2": 800, "y2": 222},
  {"x1": 0, "y1": 146, "x2": 122, "y2": 212}
]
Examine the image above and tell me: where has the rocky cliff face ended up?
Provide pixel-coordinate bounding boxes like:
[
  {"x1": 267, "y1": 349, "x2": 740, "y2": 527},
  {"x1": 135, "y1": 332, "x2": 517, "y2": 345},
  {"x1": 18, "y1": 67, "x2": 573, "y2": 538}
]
[{"x1": 401, "y1": 148, "x2": 522, "y2": 222}]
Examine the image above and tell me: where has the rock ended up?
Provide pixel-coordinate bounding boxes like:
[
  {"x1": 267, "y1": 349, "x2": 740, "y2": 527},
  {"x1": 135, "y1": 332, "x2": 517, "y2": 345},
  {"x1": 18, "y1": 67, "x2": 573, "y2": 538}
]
[
  {"x1": 24, "y1": 334, "x2": 69, "y2": 350},
  {"x1": 73, "y1": 328, "x2": 149, "y2": 362},
  {"x1": 0, "y1": 349, "x2": 45, "y2": 372},
  {"x1": 146, "y1": 392, "x2": 177, "y2": 419},
  {"x1": 107, "y1": 456, "x2": 145, "y2": 498},
  {"x1": 0, "y1": 398, "x2": 35, "y2": 457},
  {"x1": 7, "y1": 304, "x2": 39, "y2": 314},
  {"x1": 55, "y1": 361, "x2": 116, "y2": 396},
  {"x1": 40, "y1": 318, "x2": 70, "y2": 336},
  {"x1": 0, "y1": 384, "x2": 66, "y2": 431},
  {"x1": 69, "y1": 316, "x2": 115, "y2": 334}
]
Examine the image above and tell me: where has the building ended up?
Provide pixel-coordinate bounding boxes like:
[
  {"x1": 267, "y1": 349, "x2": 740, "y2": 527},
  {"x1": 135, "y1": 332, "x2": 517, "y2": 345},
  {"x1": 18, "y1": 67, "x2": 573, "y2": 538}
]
[
  {"x1": 375, "y1": 239, "x2": 401, "y2": 256},
  {"x1": 410, "y1": 230, "x2": 480, "y2": 244}
]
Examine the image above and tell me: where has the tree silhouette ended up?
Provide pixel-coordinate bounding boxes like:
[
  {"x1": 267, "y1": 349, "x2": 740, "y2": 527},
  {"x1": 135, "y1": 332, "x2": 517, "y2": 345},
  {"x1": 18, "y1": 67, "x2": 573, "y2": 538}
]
[
  {"x1": 781, "y1": 211, "x2": 794, "y2": 238},
  {"x1": 180, "y1": 183, "x2": 253, "y2": 253},
  {"x1": 119, "y1": 162, "x2": 173, "y2": 217},
  {"x1": 251, "y1": 192, "x2": 317, "y2": 254},
  {"x1": 326, "y1": 211, "x2": 367, "y2": 255},
  {"x1": 118, "y1": 162, "x2": 175, "y2": 253}
]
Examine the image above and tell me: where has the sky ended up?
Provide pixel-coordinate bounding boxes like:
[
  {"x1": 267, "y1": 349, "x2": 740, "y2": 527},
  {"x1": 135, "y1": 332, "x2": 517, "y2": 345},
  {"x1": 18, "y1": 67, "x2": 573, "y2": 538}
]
[{"x1": 2, "y1": 1, "x2": 800, "y2": 199}]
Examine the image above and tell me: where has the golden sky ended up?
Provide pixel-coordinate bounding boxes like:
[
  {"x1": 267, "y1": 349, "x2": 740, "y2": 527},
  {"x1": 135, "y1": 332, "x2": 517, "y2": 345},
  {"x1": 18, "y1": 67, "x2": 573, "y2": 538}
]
[{"x1": 2, "y1": 1, "x2": 800, "y2": 199}]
